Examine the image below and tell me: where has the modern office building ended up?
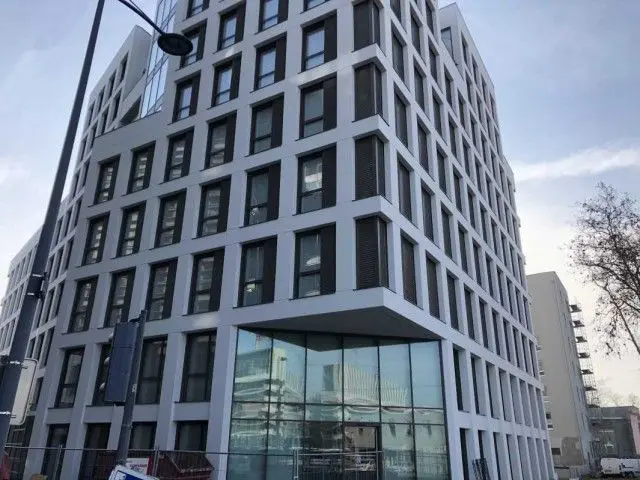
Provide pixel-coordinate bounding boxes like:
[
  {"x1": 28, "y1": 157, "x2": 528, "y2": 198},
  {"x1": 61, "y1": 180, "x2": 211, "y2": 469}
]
[
  {"x1": 0, "y1": 25, "x2": 152, "y2": 451},
  {"x1": 8, "y1": 1, "x2": 552, "y2": 479},
  {"x1": 593, "y1": 406, "x2": 640, "y2": 458},
  {"x1": 527, "y1": 272, "x2": 594, "y2": 478}
]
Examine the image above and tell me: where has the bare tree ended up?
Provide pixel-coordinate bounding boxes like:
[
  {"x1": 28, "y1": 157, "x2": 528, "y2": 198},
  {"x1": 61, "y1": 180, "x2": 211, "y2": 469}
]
[{"x1": 570, "y1": 183, "x2": 640, "y2": 356}]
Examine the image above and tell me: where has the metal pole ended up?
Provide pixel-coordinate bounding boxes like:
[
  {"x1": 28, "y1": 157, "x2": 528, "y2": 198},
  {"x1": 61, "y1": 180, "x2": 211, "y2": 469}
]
[
  {"x1": 0, "y1": 0, "x2": 106, "y2": 456},
  {"x1": 115, "y1": 310, "x2": 148, "y2": 466}
]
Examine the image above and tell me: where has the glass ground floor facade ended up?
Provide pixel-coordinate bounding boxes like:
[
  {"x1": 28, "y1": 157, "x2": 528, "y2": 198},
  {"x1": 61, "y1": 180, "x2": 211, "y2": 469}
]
[{"x1": 228, "y1": 329, "x2": 449, "y2": 479}]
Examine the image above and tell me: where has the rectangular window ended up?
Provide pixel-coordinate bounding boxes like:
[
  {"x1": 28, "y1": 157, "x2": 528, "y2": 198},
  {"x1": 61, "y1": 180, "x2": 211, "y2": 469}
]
[
  {"x1": 445, "y1": 72, "x2": 453, "y2": 105},
  {"x1": 391, "y1": 0, "x2": 401, "y2": 18},
  {"x1": 251, "y1": 96, "x2": 284, "y2": 153},
  {"x1": 353, "y1": 0, "x2": 380, "y2": 50},
  {"x1": 426, "y1": 256, "x2": 440, "y2": 318},
  {"x1": 43, "y1": 425, "x2": 69, "y2": 479},
  {"x1": 468, "y1": 190, "x2": 477, "y2": 228},
  {"x1": 245, "y1": 164, "x2": 280, "y2": 225},
  {"x1": 302, "y1": 15, "x2": 336, "y2": 70},
  {"x1": 95, "y1": 157, "x2": 118, "y2": 203},
  {"x1": 392, "y1": 32, "x2": 404, "y2": 81},
  {"x1": 295, "y1": 225, "x2": 336, "y2": 298},
  {"x1": 100, "y1": 110, "x2": 108, "y2": 135},
  {"x1": 181, "y1": 24, "x2": 206, "y2": 67},
  {"x1": 213, "y1": 56, "x2": 241, "y2": 105},
  {"x1": 181, "y1": 332, "x2": 216, "y2": 402},
  {"x1": 401, "y1": 236, "x2": 417, "y2": 304},
  {"x1": 187, "y1": 0, "x2": 208, "y2": 17},
  {"x1": 260, "y1": 0, "x2": 287, "y2": 30},
  {"x1": 298, "y1": 145, "x2": 336, "y2": 213},
  {"x1": 425, "y1": 1, "x2": 435, "y2": 31},
  {"x1": 432, "y1": 93, "x2": 442, "y2": 135},
  {"x1": 459, "y1": 227, "x2": 469, "y2": 273},
  {"x1": 437, "y1": 150, "x2": 447, "y2": 194},
  {"x1": 119, "y1": 55, "x2": 127, "y2": 83},
  {"x1": 128, "y1": 145, "x2": 154, "y2": 193},
  {"x1": 398, "y1": 160, "x2": 412, "y2": 220},
  {"x1": 411, "y1": 15, "x2": 421, "y2": 53},
  {"x1": 176, "y1": 421, "x2": 208, "y2": 451},
  {"x1": 198, "y1": 179, "x2": 231, "y2": 236},
  {"x1": 93, "y1": 345, "x2": 110, "y2": 405},
  {"x1": 136, "y1": 338, "x2": 167, "y2": 404},
  {"x1": 447, "y1": 274, "x2": 459, "y2": 330},
  {"x1": 239, "y1": 238, "x2": 277, "y2": 306},
  {"x1": 300, "y1": 77, "x2": 337, "y2": 138},
  {"x1": 68, "y1": 277, "x2": 97, "y2": 333},
  {"x1": 55, "y1": 348, "x2": 84, "y2": 408},
  {"x1": 480, "y1": 300, "x2": 489, "y2": 348},
  {"x1": 147, "y1": 260, "x2": 177, "y2": 321},
  {"x1": 219, "y1": 4, "x2": 245, "y2": 49},
  {"x1": 190, "y1": 250, "x2": 224, "y2": 313},
  {"x1": 414, "y1": 67, "x2": 425, "y2": 110},
  {"x1": 441, "y1": 209, "x2": 453, "y2": 258},
  {"x1": 165, "y1": 131, "x2": 193, "y2": 181},
  {"x1": 417, "y1": 124, "x2": 430, "y2": 175},
  {"x1": 453, "y1": 170, "x2": 463, "y2": 211},
  {"x1": 355, "y1": 135, "x2": 385, "y2": 200},
  {"x1": 83, "y1": 215, "x2": 108, "y2": 265},
  {"x1": 354, "y1": 62, "x2": 383, "y2": 120},
  {"x1": 429, "y1": 46, "x2": 438, "y2": 82},
  {"x1": 473, "y1": 242, "x2": 482, "y2": 285},
  {"x1": 173, "y1": 76, "x2": 199, "y2": 121},
  {"x1": 118, "y1": 203, "x2": 145, "y2": 256},
  {"x1": 255, "y1": 37, "x2": 286, "y2": 89},
  {"x1": 449, "y1": 118, "x2": 458, "y2": 158},
  {"x1": 394, "y1": 93, "x2": 408, "y2": 146},
  {"x1": 131, "y1": 423, "x2": 156, "y2": 450},
  {"x1": 465, "y1": 288, "x2": 475, "y2": 340},
  {"x1": 156, "y1": 192, "x2": 186, "y2": 247},
  {"x1": 422, "y1": 187, "x2": 434, "y2": 241},
  {"x1": 104, "y1": 269, "x2": 135, "y2": 327},
  {"x1": 206, "y1": 113, "x2": 236, "y2": 168},
  {"x1": 454, "y1": 350, "x2": 464, "y2": 410},
  {"x1": 356, "y1": 216, "x2": 388, "y2": 289}
]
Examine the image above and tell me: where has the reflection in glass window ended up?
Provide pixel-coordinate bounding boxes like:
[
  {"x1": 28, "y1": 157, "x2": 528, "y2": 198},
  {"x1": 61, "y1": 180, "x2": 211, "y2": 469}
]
[
  {"x1": 302, "y1": 87, "x2": 324, "y2": 137},
  {"x1": 219, "y1": 13, "x2": 238, "y2": 49},
  {"x1": 299, "y1": 155, "x2": 323, "y2": 213},
  {"x1": 296, "y1": 232, "x2": 321, "y2": 297},
  {"x1": 304, "y1": 27, "x2": 325, "y2": 70},
  {"x1": 257, "y1": 47, "x2": 276, "y2": 88},
  {"x1": 246, "y1": 171, "x2": 269, "y2": 225},
  {"x1": 241, "y1": 244, "x2": 264, "y2": 306},
  {"x1": 261, "y1": 0, "x2": 278, "y2": 30},
  {"x1": 230, "y1": 330, "x2": 449, "y2": 480}
]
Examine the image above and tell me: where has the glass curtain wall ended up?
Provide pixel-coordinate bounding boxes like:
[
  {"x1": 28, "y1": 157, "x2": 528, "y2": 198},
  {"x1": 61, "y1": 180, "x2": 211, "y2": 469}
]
[
  {"x1": 229, "y1": 329, "x2": 449, "y2": 480},
  {"x1": 141, "y1": 0, "x2": 177, "y2": 116}
]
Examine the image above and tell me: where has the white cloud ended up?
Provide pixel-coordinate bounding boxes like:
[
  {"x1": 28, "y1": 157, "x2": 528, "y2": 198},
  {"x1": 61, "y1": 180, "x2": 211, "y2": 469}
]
[
  {"x1": 512, "y1": 147, "x2": 640, "y2": 183},
  {"x1": 0, "y1": 157, "x2": 28, "y2": 187}
]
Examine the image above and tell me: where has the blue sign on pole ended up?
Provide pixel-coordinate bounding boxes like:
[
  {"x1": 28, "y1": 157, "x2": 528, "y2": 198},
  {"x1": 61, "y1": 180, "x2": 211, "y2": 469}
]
[{"x1": 108, "y1": 465, "x2": 157, "y2": 480}]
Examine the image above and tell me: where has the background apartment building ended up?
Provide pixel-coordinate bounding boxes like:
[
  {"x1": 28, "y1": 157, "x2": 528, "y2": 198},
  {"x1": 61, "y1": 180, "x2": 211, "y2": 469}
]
[
  {"x1": 528, "y1": 272, "x2": 595, "y2": 478},
  {"x1": 1, "y1": 1, "x2": 553, "y2": 479}
]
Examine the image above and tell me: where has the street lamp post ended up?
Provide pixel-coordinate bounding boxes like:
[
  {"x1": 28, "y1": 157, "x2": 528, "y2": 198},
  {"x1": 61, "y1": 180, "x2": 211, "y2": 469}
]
[{"x1": 0, "y1": 0, "x2": 190, "y2": 456}]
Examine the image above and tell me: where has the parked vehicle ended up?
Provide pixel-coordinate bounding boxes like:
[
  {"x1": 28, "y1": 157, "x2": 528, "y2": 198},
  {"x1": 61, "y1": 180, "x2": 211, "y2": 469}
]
[{"x1": 601, "y1": 457, "x2": 640, "y2": 477}]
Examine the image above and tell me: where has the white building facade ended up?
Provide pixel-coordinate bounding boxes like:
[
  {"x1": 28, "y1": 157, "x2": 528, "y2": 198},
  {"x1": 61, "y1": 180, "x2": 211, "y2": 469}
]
[
  {"x1": 0, "y1": 25, "x2": 151, "y2": 450},
  {"x1": 19, "y1": 1, "x2": 552, "y2": 479}
]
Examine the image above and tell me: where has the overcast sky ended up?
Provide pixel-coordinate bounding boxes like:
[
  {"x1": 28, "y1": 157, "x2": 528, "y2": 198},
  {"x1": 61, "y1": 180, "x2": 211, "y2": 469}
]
[{"x1": 1, "y1": 0, "x2": 639, "y2": 399}]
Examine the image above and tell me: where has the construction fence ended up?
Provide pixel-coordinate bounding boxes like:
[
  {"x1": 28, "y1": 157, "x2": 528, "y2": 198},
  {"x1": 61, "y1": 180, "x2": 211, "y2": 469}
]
[{"x1": 1, "y1": 447, "x2": 451, "y2": 480}]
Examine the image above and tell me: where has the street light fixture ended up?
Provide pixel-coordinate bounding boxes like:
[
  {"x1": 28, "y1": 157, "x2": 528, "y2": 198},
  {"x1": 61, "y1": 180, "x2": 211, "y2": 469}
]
[{"x1": 0, "y1": 0, "x2": 190, "y2": 456}]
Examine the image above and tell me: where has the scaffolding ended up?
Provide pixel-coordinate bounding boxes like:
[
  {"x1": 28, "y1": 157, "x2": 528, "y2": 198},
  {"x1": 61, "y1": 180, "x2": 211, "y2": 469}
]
[{"x1": 570, "y1": 303, "x2": 603, "y2": 463}]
